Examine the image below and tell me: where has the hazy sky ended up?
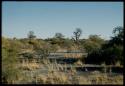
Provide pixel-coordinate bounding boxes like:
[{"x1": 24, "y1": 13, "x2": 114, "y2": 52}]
[{"x1": 2, "y1": 2, "x2": 123, "y2": 39}]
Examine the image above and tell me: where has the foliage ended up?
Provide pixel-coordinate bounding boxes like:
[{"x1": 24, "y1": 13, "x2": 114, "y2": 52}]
[
  {"x1": 28, "y1": 31, "x2": 36, "y2": 39},
  {"x1": 2, "y1": 38, "x2": 21, "y2": 83},
  {"x1": 27, "y1": 31, "x2": 36, "y2": 44},
  {"x1": 85, "y1": 26, "x2": 123, "y2": 65},
  {"x1": 54, "y1": 33, "x2": 64, "y2": 39},
  {"x1": 34, "y1": 42, "x2": 51, "y2": 59},
  {"x1": 102, "y1": 26, "x2": 123, "y2": 65},
  {"x1": 2, "y1": 25, "x2": 123, "y2": 84},
  {"x1": 83, "y1": 35, "x2": 105, "y2": 53},
  {"x1": 72, "y1": 28, "x2": 82, "y2": 44}
]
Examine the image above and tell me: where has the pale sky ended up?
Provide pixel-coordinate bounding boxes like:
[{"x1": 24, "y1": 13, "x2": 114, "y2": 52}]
[{"x1": 2, "y1": 2, "x2": 123, "y2": 40}]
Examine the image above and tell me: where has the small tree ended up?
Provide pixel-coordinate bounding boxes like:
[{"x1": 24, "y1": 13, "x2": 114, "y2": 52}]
[
  {"x1": 83, "y1": 35, "x2": 105, "y2": 53},
  {"x1": 72, "y1": 28, "x2": 82, "y2": 45},
  {"x1": 54, "y1": 33, "x2": 64, "y2": 39},
  {"x1": 101, "y1": 26, "x2": 123, "y2": 65},
  {"x1": 53, "y1": 33, "x2": 65, "y2": 46},
  {"x1": 27, "y1": 31, "x2": 36, "y2": 44}
]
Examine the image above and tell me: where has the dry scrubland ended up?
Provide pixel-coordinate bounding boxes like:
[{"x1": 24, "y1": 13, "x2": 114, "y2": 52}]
[
  {"x1": 2, "y1": 27, "x2": 123, "y2": 84},
  {"x1": 15, "y1": 60, "x2": 123, "y2": 84}
]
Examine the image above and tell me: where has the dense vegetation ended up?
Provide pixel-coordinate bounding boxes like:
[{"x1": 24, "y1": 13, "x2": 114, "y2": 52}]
[
  {"x1": 86, "y1": 26, "x2": 123, "y2": 65},
  {"x1": 2, "y1": 26, "x2": 123, "y2": 84}
]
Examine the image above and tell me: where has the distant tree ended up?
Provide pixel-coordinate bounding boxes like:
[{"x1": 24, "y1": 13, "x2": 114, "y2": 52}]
[
  {"x1": 101, "y1": 26, "x2": 123, "y2": 65},
  {"x1": 85, "y1": 26, "x2": 123, "y2": 65},
  {"x1": 62, "y1": 38, "x2": 74, "y2": 51},
  {"x1": 89, "y1": 35, "x2": 104, "y2": 44},
  {"x1": 83, "y1": 35, "x2": 105, "y2": 53},
  {"x1": 111, "y1": 26, "x2": 123, "y2": 45},
  {"x1": 54, "y1": 33, "x2": 64, "y2": 39},
  {"x1": 52, "y1": 33, "x2": 65, "y2": 46},
  {"x1": 13, "y1": 37, "x2": 16, "y2": 40},
  {"x1": 72, "y1": 28, "x2": 82, "y2": 44},
  {"x1": 83, "y1": 35, "x2": 105, "y2": 64},
  {"x1": 113, "y1": 26, "x2": 123, "y2": 39},
  {"x1": 27, "y1": 31, "x2": 36, "y2": 44},
  {"x1": 28, "y1": 31, "x2": 36, "y2": 39}
]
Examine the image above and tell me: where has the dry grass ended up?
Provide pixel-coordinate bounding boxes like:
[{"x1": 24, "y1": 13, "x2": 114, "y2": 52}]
[
  {"x1": 19, "y1": 62, "x2": 40, "y2": 70},
  {"x1": 78, "y1": 76, "x2": 91, "y2": 84},
  {"x1": 74, "y1": 60, "x2": 83, "y2": 66},
  {"x1": 88, "y1": 73, "x2": 123, "y2": 84},
  {"x1": 115, "y1": 61, "x2": 122, "y2": 67},
  {"x1": 107, "y1": 75, "x2": 123, "y2": 84},
  {"x1": 36, "y1": 71, "x2": 70, "y2": 84},
  {"x1": 17, "y1": 61, "x2": 123, "y2": 84}
]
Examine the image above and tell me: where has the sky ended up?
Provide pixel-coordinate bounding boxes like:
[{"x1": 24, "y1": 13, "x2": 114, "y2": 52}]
[{"x1": 2, "y1": 2, "x2": 123, "y2": 40}]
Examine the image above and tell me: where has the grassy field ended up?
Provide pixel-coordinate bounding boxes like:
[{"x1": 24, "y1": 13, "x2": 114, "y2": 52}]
[{"x1": 14, "y1": 61, "x2": 123, "y2": 85}]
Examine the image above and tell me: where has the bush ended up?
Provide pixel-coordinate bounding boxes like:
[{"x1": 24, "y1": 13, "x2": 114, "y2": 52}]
[{"x1": 2, "y1": 38, "x2": 22, "y2": 84}]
